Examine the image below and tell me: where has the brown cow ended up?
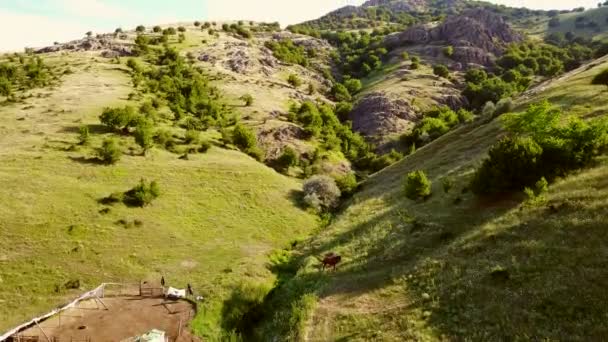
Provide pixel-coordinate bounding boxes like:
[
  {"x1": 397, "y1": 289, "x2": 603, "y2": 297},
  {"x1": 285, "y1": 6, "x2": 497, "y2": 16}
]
[{"x1": 321, "y1": 252, "x2": 342, "y2": 271}]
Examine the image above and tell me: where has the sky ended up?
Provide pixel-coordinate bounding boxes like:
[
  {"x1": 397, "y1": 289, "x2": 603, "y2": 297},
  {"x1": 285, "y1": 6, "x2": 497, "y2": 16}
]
[{"x1": 0, "y1": 0, "x2": 598, "y2": 52}]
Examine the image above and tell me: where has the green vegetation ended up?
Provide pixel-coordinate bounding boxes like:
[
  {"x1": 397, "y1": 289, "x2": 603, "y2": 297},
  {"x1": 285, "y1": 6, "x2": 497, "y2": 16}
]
[
  {"x1": 591, "y1": 67, "x2": 608, "y2": 87},
  {"x1": 275, "y1": 147, "x2": 299, "y2": 172},
  {"x1": 97, "y1": 137, "x2": 123, "y2": 164},
  {"x1": 232, "y1": 124, "x2": 264, "y2": 161},
  {"x1": 123, "y1": 179, "x2": 160, "y2": 207},
  {"x1": 287, "y1": 74, "x2": 302, "y2": 88},
  {"x1": 432, "y1": 64, "x2": 449, "y2": 78},
  {"x1": 247, "y1": 53, "x2": 608, "y2": 342},
  {"x1": 264, "y1": 39, "x2": 309, "y2": 66},
  {"x1": 471, "y1": 101, "x2": 608, "y2": 194},
  {"x1": 99, "y1": 106, "x2": 138, "y2": 132},
  {"x1": 239, "y1": 94, "x2": 254, "y2": 106},
  {"x1": 401, "y1": 106, "x2": 474, "y2": 149},
  {"x1": 302, "y1": 175, "x2": 341, "y2": 211},
  {"x1": 404, "y1": 170, "x2": 432, "y2": 200}
]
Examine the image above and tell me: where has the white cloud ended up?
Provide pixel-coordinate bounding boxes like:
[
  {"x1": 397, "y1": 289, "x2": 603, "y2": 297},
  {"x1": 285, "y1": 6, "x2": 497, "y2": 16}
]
[{"x1": 0, "y1": 10, "x2": 89, "y2": 51}]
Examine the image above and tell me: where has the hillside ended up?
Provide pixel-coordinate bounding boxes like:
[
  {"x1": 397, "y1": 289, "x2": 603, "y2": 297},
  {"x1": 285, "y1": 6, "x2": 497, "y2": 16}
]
[
  {"x1": 0, "y1": 26, "x2": 322, "y2": 338},
  {"x1": 525, "y1": 7, "x2": 608, "y2": 41},
  {"x1": 251, "y1": 54, "x2": 608, "y2": 340},
  {"x1": 2, "y1": 1, "x2": 608, "y2": 340}
]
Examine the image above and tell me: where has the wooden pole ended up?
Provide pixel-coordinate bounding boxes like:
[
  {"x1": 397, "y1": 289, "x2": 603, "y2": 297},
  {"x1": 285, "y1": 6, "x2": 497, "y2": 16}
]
[{"x1": 35, "y1": 320, "x2": 51, "y2": 342}]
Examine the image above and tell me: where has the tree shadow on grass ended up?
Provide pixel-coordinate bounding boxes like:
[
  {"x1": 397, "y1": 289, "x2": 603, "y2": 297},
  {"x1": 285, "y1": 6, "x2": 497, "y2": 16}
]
[
  {"x1": 69, "y1": 156, "x2": 105, "y2": 165},
  {"x1": 59, "y1": 124, "x2": 111, "y2": 135}
]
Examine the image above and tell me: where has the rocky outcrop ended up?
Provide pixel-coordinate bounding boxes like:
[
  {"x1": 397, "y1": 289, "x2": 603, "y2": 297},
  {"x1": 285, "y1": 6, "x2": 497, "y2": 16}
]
[
  {"x1": 35, "y1": 37, "x2": 134, "y2": 56},
  {"x1": 386, "y1": 8, "x2": 522, "y2": 65},
  {"x1": 349, "y1": 92, "x2": 419, "y2": 138}
]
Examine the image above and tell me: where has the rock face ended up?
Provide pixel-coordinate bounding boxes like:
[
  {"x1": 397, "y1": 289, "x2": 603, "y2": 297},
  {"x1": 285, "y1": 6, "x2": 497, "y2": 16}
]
[
  {"x1": 35, "y1": 36, "x2": 134, "y2": 56},
  {"x1": 386, "y1": 8, "x2": 522, "y2": 66},
  {"x1": 349, "y1": 92, "x2": 419, "y2": 139}
]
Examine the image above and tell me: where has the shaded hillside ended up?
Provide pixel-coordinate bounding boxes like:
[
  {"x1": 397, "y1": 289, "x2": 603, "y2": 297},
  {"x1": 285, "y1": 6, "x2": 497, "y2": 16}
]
[{"x1": 250, "y1": 54, "x2": 608, "y2": 341}]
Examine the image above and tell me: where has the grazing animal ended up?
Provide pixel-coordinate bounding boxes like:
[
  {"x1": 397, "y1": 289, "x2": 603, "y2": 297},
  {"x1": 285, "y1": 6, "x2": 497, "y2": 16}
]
[{"x1": 321, "y1": 253, "x2": 342, "y2": 271}]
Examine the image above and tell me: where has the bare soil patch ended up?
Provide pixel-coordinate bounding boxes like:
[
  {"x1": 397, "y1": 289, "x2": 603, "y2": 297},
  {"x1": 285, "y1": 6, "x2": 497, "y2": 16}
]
[{"x1": 18, "y1": 297, "x2": 200, "y2": 342}]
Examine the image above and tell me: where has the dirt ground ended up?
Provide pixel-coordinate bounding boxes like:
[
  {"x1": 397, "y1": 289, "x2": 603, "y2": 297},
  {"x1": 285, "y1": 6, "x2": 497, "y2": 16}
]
[{"x1": 17, "y1": 297, "x2": 200, "y2": 342}]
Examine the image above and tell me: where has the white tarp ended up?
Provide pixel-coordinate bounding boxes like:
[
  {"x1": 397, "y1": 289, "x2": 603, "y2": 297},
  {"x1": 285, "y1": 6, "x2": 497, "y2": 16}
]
[
  {"x1": 166, "y1": 287, "x2": 186, "y2": 299},
  {"x1": 136, "y1": 329, "x2": 166, "y2": 342}
]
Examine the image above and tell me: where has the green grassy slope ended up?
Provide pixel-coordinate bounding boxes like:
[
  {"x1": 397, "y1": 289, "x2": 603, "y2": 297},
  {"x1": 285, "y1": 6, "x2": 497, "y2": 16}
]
[
  {"x1": 524, "y1": 7, "x2": 608, "y2": 41},
  {"x1": 264, "y1": 56, "x2": 608, "y2": 340},
  {"x1": 0, "y1": 53, "x2": 317, "y2": 336}
]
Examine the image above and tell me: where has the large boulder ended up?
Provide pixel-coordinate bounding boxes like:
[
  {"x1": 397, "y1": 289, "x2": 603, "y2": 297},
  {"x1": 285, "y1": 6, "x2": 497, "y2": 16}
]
[
  {"x1": 386, "y1": 8, "x2": 523, "y2": 66},
  {"x1": 349, "y1": 92, "x2": 419, "y2": 139}
]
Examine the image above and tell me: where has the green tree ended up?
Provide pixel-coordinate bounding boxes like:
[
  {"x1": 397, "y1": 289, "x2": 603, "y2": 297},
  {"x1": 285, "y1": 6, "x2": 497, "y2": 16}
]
[
  {"x1": 404, "y1": 170, "x2": 432, "y2": 200},
  {"x1": 97, "y1": 138, "x2": 123, "y2": 164},
  {"x1": 123, "y1": 179, "x2": 160, "y2": 207},
  {"x1": 136, "y1": 25, "x2": 146, "y2": 33},
  {"x1": 303, "y1": 175, "x2": 341, "y2": 210},
  {"x1": 178, "y1": 26, "x2": 186, "y2": 32},
  {"x1": 134, "y1": 119, "x2": 154, "y2": 152},
  {"x1": 464, "y1": 68, "x2": 487, "y2": 84},
  {"x1": 433, "y1": 64, "x2": 450, "y2": 78},
  {"x1": 592, "y1": 68, "x2": 608, "y2": 88},
  {"x1": 343, "y1": 78, "x2": 362, "y2": 94},
  {"x1": 331, "y1": 83, "x2": 352, "y2": 102},
  {"x1": 153, "y1": 26, "x2": 162, "y2": 33},
  {"x1": 99, "y1": 106, "x2": 138, "y2": 132},
  {"x1": 0, "y1": 77, "x2": 11, "y2": 97},
  {"x1": 276, "y1": 147, "x2": 299, "y2": 171},
  {"x1": 232, "y1": 124, "x2": 258, "y2": 151}
]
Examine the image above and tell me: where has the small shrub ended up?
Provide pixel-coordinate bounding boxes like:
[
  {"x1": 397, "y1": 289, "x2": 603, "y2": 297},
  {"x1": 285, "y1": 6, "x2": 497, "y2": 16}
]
[
  {"x1": 184, "y1": 129, "x2": 200, "y2": 144},
  {"x1": 198, "y1": 140, "x2": 211, "y2": 153},
  {"x1": 232, "y1": 124, "x2": 257, "y2": 151},
  {"x1": 240, "y1": 94, "x2": 254, "y2": 106},
  {"x1": 401, "y1": 52, "x2": 410, "y2": 60},
  {"x1": 481, "y1": 101, "x2": 496, "y2": 117},
  {"x1": 591, "y1": 68, "x2": 608, "y2": 88},
  {"x1": 77, "y1": 125, "x2": 90, "y2": 145},
  {"x1": 441, "y1": 177, "x2": 454, "y2": 193},
  {"x1": 123, "y1": 179, "x2": 160, "y2": 207},
  {"x1": 433, "y1": 64, "x2": 450, "y2": 78},
  {"x1": 331, "y1": 83, "x2": 352, "y2": 102},
  {"x1": 443, "y1": 46, "x2": 454, "y2": 57},
  {"x1": 246, "y1": 146, "x2": 265, "y2": 161},
  {"x1": 276, "y1": 147, "x2": 299, "y2": 171},
  {"x1": 404, "y1": 170, "x2": 432, "y2": 200},
  {"x1": 335, "y1": 172, "x2": 358, "y2": 196},
  {"x1": 97, "y1": 138, "x2": 122, "y2": 164},
  {"x1": 134, "y1": 119, "x2": 154, "y2": 152},
  {"x1": 343, "y1": 78, "x2": 362, "y2": 95},
  {"x1": 494, "y1": 98, "x2": 514, "y2": 117},
  {"x1": 155, "y1": 129, "x2": 174, "y2": 148},
  {"x1": 287, "y1": 74, "x2": 302, "y2": 88},
  {"x1": 302, "y1": 175, "x2": 341, "y2": 211}
]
